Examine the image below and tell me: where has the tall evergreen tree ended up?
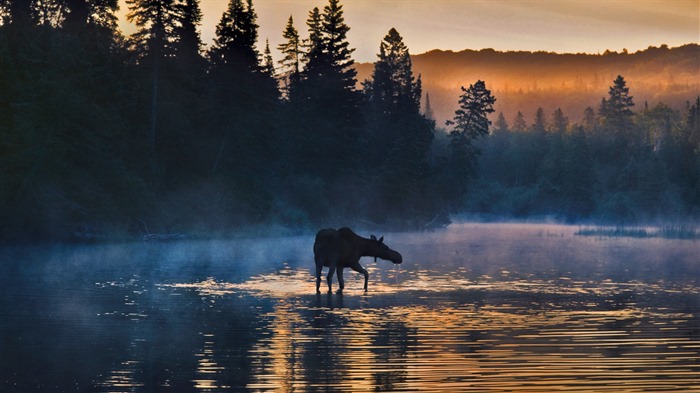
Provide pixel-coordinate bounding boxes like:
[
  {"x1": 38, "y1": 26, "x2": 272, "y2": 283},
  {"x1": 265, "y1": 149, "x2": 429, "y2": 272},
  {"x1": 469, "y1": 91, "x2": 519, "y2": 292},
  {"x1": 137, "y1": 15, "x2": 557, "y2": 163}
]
[
  {"x1": 444, "y1": 80, "x2": 496, "y2": 206},
  {"x1": 126, "y1": 0, "x2": 182, "y2": 178},
  {"x1": 277, "y1": 15, "x2": 301, "y2": 96},
  {"x1": 126, "y1": 0, "x2": 179, "y2": 60},
  {"x1": 367, "y1": 28, "x2": 419, "y2": 114},
  {"x1": 494, "y1": 112, "x2": 509, "y2": 133},
  {"x1": 599, "y1": 74, "x2": 636, "y2": 145},
  {"x1": 550, "y1": 108, "x2": 568, "y2": 134},
  {"x1": 512, "y1": 111, "x2": 527, "y2": 132},
  {"x1": 302, "y1": 6, "x2": 324, "y2": 80},
  {"x1": 320, "y1": 0, "x2": 356, "y2": 91},
  {"x1": 531, "y1": 107, "x2": 546, "y2": 134},
  {"x1": 173, "y1": 0, "x2": 202, "y2": 64},
  {"x1": 300, "y1": 0, "x2": 357, "y2": 101},
  {"x1": 295, "y1": 0, "x2": 360, "y2": 180},
  {"x1": 582, "y1": 106, "x2": 597, "y2": 133},
  {"x1": 209, "y1": 0, "x2": 259, "y2": 72},
  {"x1": 364, "y1": 27, "x2": 435, "y2": 226},
  {"x1": 424, "y1": 93, "x2": 435, "y2": 121},
  {"x1": 261, "y1": 38, "x2": 275, "y2": 76},
  {"x1": 60, "y1": 0, "x2": 119, "y2": 31}
]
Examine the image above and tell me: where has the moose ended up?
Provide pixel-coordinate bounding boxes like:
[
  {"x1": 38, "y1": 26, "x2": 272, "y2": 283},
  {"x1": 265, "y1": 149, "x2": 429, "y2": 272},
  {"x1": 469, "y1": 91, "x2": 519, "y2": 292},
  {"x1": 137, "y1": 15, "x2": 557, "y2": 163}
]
[{"x1": 314, "y1": 227, "x2": 403, "y2": 293}]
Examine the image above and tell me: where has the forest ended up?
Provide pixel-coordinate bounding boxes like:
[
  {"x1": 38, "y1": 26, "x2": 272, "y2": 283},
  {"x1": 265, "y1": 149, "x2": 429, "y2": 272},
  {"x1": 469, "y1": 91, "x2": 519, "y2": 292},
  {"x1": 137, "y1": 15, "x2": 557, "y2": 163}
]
[{"x1": 1, "y1": 0, "x2": 698, "y2": 242}]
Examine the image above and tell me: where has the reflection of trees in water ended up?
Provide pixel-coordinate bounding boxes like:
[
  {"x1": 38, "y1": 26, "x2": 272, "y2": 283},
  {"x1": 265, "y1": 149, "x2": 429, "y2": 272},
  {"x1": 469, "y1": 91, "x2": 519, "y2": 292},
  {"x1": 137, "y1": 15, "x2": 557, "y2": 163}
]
[
  {"x1": 371, "y1": 320, "x2": 415, "y2": 391},
  {"x1": 303, "y1": 299, "x2": 349, "y2": 389}
]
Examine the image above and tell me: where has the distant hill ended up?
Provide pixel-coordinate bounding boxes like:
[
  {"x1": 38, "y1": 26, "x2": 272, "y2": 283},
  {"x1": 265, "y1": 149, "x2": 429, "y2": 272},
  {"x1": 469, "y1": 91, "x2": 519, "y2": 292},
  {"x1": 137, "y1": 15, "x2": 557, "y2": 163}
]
[{"x1": 355, "y1": 44, "x2": 700, "y2": 126}]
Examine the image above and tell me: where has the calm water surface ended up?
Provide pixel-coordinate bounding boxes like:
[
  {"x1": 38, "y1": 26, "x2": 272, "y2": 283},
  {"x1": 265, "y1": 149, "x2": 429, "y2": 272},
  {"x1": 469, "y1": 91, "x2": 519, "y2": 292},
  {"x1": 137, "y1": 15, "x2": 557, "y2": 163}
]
[{"x1": 1, "y1": 223, "x2": 699, "y2": 392}]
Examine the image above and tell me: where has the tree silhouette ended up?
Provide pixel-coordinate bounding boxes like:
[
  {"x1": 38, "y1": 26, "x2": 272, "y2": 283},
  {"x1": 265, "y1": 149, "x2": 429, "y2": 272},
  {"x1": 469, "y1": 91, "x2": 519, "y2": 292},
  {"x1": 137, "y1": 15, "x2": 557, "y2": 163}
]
[
  {"x1": 445, "y1": 80, "x2": 496, "y2": 206},
  {"x1": 364, "y1": 27, "x2": 435, "y2": 226},
  {"x1": 599, "y1": 75, "x2": 636, "y2": 148},
  {"x1": 209, "y1": 0, "x2": 259, "y2": 72},
  {"x1": 277, "y1": 15, "x2": 302, "y2": 96},
  {"x1": 173, "y1": 0, "x2": 202, "y2": 65}
]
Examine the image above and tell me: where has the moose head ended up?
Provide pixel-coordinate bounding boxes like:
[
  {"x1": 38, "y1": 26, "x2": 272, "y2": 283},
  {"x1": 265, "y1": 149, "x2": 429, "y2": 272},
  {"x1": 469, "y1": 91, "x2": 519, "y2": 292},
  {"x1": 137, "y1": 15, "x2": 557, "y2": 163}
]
[{"x1": 370, "y1": 235, "x2": 403, "y2": 264}]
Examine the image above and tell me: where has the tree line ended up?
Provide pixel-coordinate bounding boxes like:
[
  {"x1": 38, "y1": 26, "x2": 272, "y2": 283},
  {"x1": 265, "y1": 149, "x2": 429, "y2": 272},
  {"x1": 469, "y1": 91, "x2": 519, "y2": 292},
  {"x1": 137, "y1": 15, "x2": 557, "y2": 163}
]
[
  {"x1": 0, "y1": 0, "x2": 698, "y2": 242},
  {"x1": 468, "y1": 77, "x2": 700, "y2": 222}
]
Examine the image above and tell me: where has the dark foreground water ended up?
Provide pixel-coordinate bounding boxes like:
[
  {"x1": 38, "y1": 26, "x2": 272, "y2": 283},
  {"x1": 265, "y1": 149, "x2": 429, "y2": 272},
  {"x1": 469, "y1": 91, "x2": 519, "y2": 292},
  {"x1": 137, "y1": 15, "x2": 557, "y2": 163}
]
[{"x1": 2, "y1": 223, "x2": 699, "y2": 392}]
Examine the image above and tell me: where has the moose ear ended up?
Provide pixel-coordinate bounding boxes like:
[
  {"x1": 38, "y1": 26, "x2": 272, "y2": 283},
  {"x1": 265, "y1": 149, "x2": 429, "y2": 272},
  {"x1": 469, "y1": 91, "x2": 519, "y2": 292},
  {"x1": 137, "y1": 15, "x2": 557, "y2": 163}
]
[
  {"x1": 379, "y1": 236, "x2": 384, "y2": 243},
  {"x1": 371, "y1": 235, "x2": 377, "y2": 241}
]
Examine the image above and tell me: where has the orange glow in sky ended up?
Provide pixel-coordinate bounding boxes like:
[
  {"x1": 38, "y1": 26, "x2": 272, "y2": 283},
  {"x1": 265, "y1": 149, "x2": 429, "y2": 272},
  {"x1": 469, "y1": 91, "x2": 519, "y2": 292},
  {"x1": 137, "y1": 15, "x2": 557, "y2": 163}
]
[{"x1": 117, "y1": 0, "x2": 699, "y2": 63}]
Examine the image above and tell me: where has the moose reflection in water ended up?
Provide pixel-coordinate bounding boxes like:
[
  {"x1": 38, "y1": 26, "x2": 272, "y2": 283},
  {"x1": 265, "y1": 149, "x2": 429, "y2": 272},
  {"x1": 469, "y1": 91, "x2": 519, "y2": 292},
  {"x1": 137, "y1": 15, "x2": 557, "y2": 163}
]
[{"x1": 314, "y1": 227, "x2": 403, "y2": 293}]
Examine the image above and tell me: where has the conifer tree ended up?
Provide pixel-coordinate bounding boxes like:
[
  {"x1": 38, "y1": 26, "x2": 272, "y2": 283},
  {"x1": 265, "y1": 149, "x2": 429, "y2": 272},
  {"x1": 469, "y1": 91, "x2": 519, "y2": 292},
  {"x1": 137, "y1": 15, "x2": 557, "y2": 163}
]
[
  {"x1": 173, "y1": 0, "x2": 202, "y2": 64},
  {"x1": 582, "y1": 106, "x2": 597, "y2": 133},
  {"x1": 424, "y1": 93, "x2": 435, "y2": 121},
  {"x1": 512, "y1": 111, "x2": 527, "y2": 132},
  {"x1": 531, "y1": 107, "x2": 546, "y2": 133},
  {"x1": 295, "y1": 0, "x2": 360, "y2": 182},
  {"x1": 494, "y1": 112, "x2": 509, "y2": 133},
  {"x1": 320, "y1": 0, "x2": 356, "y2": 91},
  {"x1": 302, "y1": 6, "x2": 324, "y2": 80},
  {"x1": 445, "y1": 80, "x2": 496, "y2": 206},
  {"x1": 368, "y1": 28, "x2": 420, "y2": 114},
  {"x1": 364, "y1": 27, "x2": 435, "y2": 226},
  {"x1": 61, "y1": 0, "x2": 119, "y2": 31},
  {"x1": 261, "y1": 38, "x2": 275, "y2": 76},
  {"x1": 549, "y1": 108, "x2": 568, "y2": 134},
  {"x1": 599, "y1": 75, "x2": 636, "y2": 142},
  {"x1": 126, "y1": 0, "x2": 179, "y2": 60},
  {"x1": 126, "y1": 0, "x2": 182, "y2": 177},
  {"x1": 209, "y1": 0, "x2": 259, "y2": 72},
  {"x1": 277, "y1": 15, "x2": 301, "y2": 94}
]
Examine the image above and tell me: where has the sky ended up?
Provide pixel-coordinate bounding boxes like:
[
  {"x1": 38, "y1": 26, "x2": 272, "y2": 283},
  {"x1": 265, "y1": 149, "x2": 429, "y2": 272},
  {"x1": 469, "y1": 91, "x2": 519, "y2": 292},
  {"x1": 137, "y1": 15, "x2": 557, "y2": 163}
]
[{"x1": 116, "y1": 0, "x2": 700, "y2": 63}]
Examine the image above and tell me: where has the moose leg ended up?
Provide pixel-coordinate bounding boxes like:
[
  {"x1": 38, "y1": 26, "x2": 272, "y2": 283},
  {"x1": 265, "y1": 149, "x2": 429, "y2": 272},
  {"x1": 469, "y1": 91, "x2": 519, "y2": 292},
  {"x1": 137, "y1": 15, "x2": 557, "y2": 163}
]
[
  {"x1": 326, "y1": 265, "x2": 336, "y2": 293},
  {"x1": 315, "y1": 263, "x2": 323, "y2": 293},
  {"x1": 337, "y1": 267, "x2": 345, "y2": 292},
  {"x1": 350, "y1": 262, "x2": 369, "y2": 291}
]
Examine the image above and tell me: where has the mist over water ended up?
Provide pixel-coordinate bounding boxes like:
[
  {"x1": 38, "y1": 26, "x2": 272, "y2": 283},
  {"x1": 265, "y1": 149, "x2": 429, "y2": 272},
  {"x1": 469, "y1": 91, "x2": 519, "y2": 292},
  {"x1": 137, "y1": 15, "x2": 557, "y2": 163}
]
[{"x1": 1, "y1": 223, "x2": 698, "y2": 392}]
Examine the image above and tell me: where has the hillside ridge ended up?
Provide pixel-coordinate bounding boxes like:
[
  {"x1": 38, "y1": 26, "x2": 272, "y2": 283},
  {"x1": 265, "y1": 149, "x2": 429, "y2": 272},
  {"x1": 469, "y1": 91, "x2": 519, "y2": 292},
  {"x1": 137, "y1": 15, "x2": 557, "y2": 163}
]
[{"x1": 356, "y1": 44, "x2": 700, "y2": 124}]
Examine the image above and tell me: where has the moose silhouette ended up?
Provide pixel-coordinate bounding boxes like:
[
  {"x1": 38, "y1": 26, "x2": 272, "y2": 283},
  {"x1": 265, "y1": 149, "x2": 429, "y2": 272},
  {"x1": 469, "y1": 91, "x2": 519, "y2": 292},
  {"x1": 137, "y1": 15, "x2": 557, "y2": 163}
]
[{"x1": 314, "y1": 227, "x2": 403, "y2": 293}]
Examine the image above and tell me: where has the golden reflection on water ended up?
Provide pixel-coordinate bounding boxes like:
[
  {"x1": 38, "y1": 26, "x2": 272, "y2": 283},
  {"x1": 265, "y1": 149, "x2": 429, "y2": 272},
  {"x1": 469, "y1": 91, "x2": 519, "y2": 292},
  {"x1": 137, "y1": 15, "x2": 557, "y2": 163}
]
[
  {"x1": 242, "y1": 300, "x2": 700, "y2": 392},
  {"x1": 193, "y1": 333, "x2": 229, "y2": 391},
  {"x1": 159, "y1": 266, "x2": 700, "y2": 392},
  {"x1": 96, "y1": 360, "x2": 144, "y2": 392}
]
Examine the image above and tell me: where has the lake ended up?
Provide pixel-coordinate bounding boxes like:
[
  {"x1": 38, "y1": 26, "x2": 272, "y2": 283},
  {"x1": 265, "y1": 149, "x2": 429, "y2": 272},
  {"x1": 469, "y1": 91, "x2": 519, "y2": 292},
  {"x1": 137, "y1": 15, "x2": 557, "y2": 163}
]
[{"x1": 1, "y1": 223, "x2": 699, "y2": 392}]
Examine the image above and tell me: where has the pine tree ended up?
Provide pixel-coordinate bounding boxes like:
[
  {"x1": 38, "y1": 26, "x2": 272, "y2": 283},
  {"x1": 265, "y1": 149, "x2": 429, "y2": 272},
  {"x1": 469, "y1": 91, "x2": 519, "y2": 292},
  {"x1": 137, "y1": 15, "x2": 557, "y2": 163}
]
[
  {"x1": 173, "y1": 0, "x2": 202, "y2": 64},
  {"x1": 61, "y1": 0, "x2": 119, "y2": 31},
  {"x1": 512, "y1": 111, "x2": 527, "y2": 132},
  {"x1": 582, "y1": 106, "x2": 597, "y2": 133},
  {"x1": 126, "y1": 0, "x2": 179, "y2": 60},
  {"x1": 295, "y1": 0, "x2": 360, "y2": 182},
  {"x1": 302, "y1": 6, "x2": 324, "y2": 81},
  {"x1": 550, "y1": 108, "x2": 568, "y2": 134},
  {"x1": 261, "y1": 38, "x2": 274, "y2": 76},
  {"x1": 445, "y1": 80, "x2": 496, "y2": 206},
  {"x1": 368, "y1": 28, "x2": 419, "y2": 114},
  {"x1": 424, "y1": 93, "x2": 435, "y2": 121},
  {"x1": 321, "y1": 0, "x2": 356, "y2": 92},
  {"x1": 494, "y1": 112, "x2": 509, "y2": 133},
  {"x1": 531, "y1": 107, "x2": 546, "y2": 134},
  {"x1": 209, "y1": 0, "x2": 259, "y2": 72},
  {"x1": 364, "y1": 27, "x2": 435, "y2": 226},
  {"x1": 599, "y1": 74, "x2": 636, "y2": 144},
  {"x1": 277, "y1": 15, "x2": 301, "y2": 95},
  {"x1": 126, "y1": 0, "x2": 182, "y2": 177}
]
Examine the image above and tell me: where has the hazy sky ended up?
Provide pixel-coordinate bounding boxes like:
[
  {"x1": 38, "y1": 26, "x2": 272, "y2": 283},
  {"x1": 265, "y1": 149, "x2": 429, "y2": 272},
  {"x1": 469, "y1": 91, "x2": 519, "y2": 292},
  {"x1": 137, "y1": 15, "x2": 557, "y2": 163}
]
[{"x1": 117, "y1": 0, "x2": 699, "y2": 63}]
